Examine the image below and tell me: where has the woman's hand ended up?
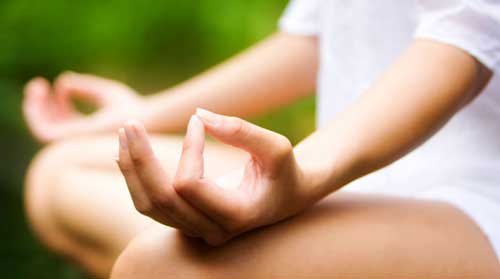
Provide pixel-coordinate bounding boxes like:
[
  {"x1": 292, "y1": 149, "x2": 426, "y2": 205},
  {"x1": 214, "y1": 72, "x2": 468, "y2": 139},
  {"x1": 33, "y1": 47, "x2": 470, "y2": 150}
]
[
  {"x1": 23, "y1": 72, "x2": 144, "y2": 143},
  {"x1": 117, "y1": 109, "x2": 311, "y2": 245}
]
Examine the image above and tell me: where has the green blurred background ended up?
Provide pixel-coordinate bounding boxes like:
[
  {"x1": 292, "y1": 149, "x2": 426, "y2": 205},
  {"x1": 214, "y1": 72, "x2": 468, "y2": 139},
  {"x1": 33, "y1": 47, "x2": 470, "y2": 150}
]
[{"x1": 0, "y1": 0, "x2": 315, "y2": 278}]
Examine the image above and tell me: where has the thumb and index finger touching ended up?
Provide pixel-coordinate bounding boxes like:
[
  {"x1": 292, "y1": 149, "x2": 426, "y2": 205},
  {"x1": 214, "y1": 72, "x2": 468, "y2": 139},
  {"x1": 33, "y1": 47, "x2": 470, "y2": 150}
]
[
  {"x1": 174, "y1": 108, "x2": 292, "y2": 229},
  {"x1": 196, "y1": 108, "x2": 293, "y2": 169},
  {"x1": 22, "y1": 73, "x2": 123, "y2": 141}
]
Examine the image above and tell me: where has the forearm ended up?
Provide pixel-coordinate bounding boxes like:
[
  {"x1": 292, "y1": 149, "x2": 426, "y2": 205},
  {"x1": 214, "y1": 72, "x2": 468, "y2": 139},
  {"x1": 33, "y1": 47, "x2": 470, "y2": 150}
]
[
  {"x1": 141, "y1": 32, "x2": 318, "y2": 132},
  {"x1": 294, "y1": 39, "x2": 492, "y2": 202}
]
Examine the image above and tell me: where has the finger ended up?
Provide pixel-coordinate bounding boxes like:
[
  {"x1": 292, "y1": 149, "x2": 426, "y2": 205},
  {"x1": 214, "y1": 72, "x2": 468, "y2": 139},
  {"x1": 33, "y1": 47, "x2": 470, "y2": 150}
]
[
  {"x1": 54, "y1": 71, "x2": 122, "y2": 106},
  {"x1": 117, "y1": 128, "x2": 197, "y2": 236},
  {"x1": 124, "y1": 121, "x2": 226, "y2": 244},
  {"x1": 175, "y1": 177, "x2": 248, "y2": 234},
  {"x1": 123, "y1": 120, "x2": 168, "y2": 197},
  {"x1": 196, "y1": 108, "x2": 293, "y2": 168},
  {"x1": 51, "y1": 72, "x2": 78, "y2": 116},
  {"x1": 117, "y1": 128, "x2": 151, "y2": 210},
  {"x1": 53, "y1": 72, "x2": 130, "y2": 135},
  {"x1": 22, "y1": 78, "x2": 59, "y2": 141},
  {"x1": 22, "y1": 77, "x2": 123, "y2": 142},
  {"x1": 175, "y1": 115, "x2": 205, "y2": 182},
  {"x1": 174, "y1": 115, "x2": 244, "y2": 234},
  {"x1": 23, "y1": 78, "x2": 49, "y2": 126}
]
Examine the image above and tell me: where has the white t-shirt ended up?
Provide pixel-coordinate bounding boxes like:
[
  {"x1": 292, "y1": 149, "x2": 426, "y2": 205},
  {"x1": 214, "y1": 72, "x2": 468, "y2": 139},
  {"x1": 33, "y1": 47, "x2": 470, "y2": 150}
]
[{"x1": 279, "y1": 0, "x2": 500, "y2": 260}]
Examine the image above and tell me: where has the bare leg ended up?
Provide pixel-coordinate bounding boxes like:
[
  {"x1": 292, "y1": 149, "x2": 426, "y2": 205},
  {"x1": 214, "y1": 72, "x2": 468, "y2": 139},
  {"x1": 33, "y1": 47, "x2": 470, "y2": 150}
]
[
  {"x1": 24, "y1": 134, "x2": 247, "y2": 277},
  {"x1": 112, "y1": 192, "x2": 500, "y2": 278}
]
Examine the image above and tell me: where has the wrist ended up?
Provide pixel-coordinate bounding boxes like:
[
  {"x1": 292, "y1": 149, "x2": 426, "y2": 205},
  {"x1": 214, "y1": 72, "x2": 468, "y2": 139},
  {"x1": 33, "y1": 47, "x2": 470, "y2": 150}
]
[
  {"x1": 138, "y1": 90, "x2": 198, "y2": 133},
  {"x1": 137, "y1": 92, "x2": 179, "y2": 133},
  {"x1": 296, "y1": 159, "x2": 334, "y2": 205},
  {"x1": 294, "y1": 146, "x2": 358, "y2": 204}
]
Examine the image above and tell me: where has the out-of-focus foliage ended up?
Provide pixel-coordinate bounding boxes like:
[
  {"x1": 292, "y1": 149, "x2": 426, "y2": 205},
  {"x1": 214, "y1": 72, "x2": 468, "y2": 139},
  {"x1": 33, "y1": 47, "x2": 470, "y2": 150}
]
[{"x1": 0, "y1": 0, "x2": 315, "y2": 278}]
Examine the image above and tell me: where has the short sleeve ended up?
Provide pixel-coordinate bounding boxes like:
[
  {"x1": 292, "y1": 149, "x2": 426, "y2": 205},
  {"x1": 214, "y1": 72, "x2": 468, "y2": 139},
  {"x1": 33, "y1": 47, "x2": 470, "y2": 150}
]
[
  {"x1": 415, "y1": 0, "x2": 500, "y2": 71},
  {"x1": 278, "y1": 0, "x2": 322, "y2": 36}
]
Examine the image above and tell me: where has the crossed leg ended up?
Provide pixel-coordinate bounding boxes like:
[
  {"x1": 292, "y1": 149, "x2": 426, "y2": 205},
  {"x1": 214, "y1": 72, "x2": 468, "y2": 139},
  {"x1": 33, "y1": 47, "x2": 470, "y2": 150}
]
[
  {"x1": 111, "y1": 192, "x2": 500, "y2": 278},
  {"x1": 24, "y1": 134, "x2": 247, "y2": 278},
  {"x1": 24, "y1": 134, "x2": 500, "y2": 278}
]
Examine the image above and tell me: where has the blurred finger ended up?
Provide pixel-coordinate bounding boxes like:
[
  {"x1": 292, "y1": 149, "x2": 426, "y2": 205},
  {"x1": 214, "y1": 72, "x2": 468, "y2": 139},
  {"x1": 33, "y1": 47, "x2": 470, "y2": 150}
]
[
  {"x1": 22, "y1": 78, "x2": 58, "y2": 142},
  {"x1": 54, "y1": 71, "x2": 127, "y2": 106}
]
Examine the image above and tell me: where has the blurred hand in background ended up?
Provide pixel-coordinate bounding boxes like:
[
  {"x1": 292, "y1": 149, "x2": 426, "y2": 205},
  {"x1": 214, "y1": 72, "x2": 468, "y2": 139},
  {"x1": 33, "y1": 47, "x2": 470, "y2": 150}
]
[{"x1": 23, "y1": 72, "x2": 144, "y2": 143}]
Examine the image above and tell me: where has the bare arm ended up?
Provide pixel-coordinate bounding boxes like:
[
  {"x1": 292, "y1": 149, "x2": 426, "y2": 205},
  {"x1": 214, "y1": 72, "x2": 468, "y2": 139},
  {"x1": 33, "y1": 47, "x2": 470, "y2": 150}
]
[
  {"x1": 23, "y1": 32, "x2": 318, "y2": 142},
  {"x1": 116, "y1": 39, "x2": 492, "y2": 245},
  {"x1": 141, "y1": 32, "x2": 318, "y2": 132},
  {"x1": 296, "y1": 39, "x2": 492, "y2": 202}
]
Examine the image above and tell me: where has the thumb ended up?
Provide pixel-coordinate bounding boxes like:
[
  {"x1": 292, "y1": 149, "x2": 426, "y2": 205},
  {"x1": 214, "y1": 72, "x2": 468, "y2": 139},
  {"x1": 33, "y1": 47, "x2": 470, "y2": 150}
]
[{"x1": 195, "y1": 108, "x2": 292, "y2": 168}]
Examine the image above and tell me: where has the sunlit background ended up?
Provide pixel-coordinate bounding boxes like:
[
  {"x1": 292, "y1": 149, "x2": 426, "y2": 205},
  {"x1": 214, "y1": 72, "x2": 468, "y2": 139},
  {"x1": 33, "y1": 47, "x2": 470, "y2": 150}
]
[{"x1": 0, "y1": 0, "x2": 314, "y2": 278}]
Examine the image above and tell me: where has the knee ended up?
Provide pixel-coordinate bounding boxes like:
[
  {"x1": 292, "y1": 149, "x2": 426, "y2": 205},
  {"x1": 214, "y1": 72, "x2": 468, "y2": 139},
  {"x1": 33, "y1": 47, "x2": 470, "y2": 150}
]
[
  {"x1": 24, "y1": 138, "x2": 98, "y2": 225},
  {"x1": 110, "y1": 228, "x2": 156, "y2": 279},
  {"x1": 24, "y1": 140, "x2": 78, "y2": 251},
  {"x1": 25, "y1": 142, "x2": 63, "y2": 221},
  {"x1": 111, "y1": 226, "x2": 212, "y2": 279}
]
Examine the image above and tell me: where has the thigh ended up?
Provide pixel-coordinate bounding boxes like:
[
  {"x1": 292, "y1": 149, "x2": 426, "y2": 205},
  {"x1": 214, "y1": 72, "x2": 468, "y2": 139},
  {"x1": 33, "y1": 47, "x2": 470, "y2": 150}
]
[
  {"x1": 49, "y1": 134, "x2": 247, "y2": 179},
  {"x1": 112, "y1": 192, "x2": 500, "y2": 279}
]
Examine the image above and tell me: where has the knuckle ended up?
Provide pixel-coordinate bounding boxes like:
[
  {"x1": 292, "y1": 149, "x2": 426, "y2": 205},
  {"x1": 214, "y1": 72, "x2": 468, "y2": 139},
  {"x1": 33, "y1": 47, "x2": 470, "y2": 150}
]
[
  {"x1": 130, "y1": 153, "x2": 143, "y2": 166},
  {"x1": 204, "y1": 234, "x2": 228, "y2": 247},
  {"x1": 172, "y1": 178, "x2": 194, "y2": 195},
  {"x1": 134, "y1": 201, "x2": 153, "y2": 216},
  {"x1": 227, "y1": 117, "x2": 246, "y2": 137},
  {"x1": 272, "y1": 135, "x2": 293, "y2": 161},
  {"x1": 130, "y1": 152, "x2": 153, "y2": 169},
  {"x1": 150, "y1": 192, "x2": 174, "y2": 211},
  {"x1": 224, "y1": 206, "x2": 253, "y2": 235}
]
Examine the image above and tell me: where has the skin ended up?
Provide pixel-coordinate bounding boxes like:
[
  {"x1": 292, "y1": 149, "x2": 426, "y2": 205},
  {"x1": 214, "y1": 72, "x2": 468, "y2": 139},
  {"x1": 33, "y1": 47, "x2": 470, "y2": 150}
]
[
  {"x1": 112, "y1": 193, "x2": 500, "y2": 279},
  {"x1": 24, "y1": 135, "x2": 246, "y2": 277},
  {"x1": 22, "y1": 33, "x2": 318, "y2": 142},
  {"x1": 24, "y1": 32, "x2": 317, "y2": 277},
  {"x1": 23, "y1": 31, "x2": 499, "y2": 278},
  {"x1": 115, "y1": 39, "x2": 494, "y2": 246},
  {"x1": 109, "y1": 39, "x2": 500, "y2": 278}
]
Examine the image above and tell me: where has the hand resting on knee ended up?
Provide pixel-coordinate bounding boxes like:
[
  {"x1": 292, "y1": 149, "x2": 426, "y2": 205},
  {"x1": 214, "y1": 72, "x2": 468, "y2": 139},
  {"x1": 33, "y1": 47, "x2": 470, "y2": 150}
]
[{"x1": 116, "y1": 108, "x2": 314, "y2": 245}]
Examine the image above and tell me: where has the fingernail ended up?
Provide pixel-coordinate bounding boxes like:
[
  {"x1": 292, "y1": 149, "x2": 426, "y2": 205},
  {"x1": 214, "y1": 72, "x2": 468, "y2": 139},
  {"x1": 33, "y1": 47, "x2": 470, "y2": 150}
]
[
  {"x1": 191, "y1": 114, "x2": 203, "y2": 126},
  {"x1": 196, "y1": 108, "x2": 219, "y2": 126},
  {"x1": 118, "y1": 128, "x2": 128, "y2": 150},
  {"x1": 187, "y1": 115, "x2": 202, "y2": 134}
]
